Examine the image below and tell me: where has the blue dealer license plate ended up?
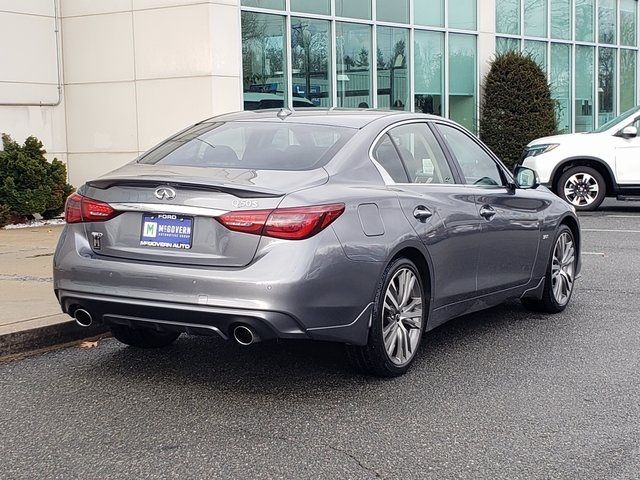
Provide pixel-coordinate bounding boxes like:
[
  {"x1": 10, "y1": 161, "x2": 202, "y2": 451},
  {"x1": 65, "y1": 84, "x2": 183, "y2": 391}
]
[{"x1": 140, "y1": 214, "x2": 193, "y2": 249}]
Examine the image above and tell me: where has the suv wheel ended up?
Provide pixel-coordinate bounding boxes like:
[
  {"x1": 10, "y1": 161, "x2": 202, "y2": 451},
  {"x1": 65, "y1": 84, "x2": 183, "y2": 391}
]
[
  {"x1": 110, "y1": 325, "x2": 180, "y2": 348},
  {"x1": 346, "y1": 257, "x2": 426, "y2": 377},
  {"x1": 556, "y1": 166, "x2": 606, "y2": 211}
]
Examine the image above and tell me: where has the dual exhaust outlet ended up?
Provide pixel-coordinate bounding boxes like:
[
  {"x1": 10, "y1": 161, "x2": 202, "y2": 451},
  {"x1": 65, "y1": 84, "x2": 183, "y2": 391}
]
[{"x1": 73, "y1": 308, "x2": 258, "y2": 346}]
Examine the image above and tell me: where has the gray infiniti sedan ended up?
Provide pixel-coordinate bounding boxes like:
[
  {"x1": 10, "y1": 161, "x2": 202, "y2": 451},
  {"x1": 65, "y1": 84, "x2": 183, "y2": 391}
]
[{"x1": 54, "y1": 109, "x2": 580, "y2": 377}]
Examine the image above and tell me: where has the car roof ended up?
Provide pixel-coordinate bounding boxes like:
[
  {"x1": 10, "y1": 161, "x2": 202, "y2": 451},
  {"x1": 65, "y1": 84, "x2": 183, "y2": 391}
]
[{"x1": 203, "y1": 108, "x2": 442, "y2": 129}]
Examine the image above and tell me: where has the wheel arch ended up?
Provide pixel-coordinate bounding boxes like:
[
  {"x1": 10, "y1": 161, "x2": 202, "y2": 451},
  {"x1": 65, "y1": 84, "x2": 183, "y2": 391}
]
[
  {"x1": 550, "y1": 156, "x2": 616, "y2": 196},
  {"x1": 559, "y1": 214, "x2": 581, "y2": 260},
  {"x1": 386, "y1": 242, "x2": 434, "y2": 316}
]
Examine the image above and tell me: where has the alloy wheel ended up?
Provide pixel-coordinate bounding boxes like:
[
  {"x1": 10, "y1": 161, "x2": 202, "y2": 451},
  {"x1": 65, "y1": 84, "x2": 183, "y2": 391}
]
[
  {"x1": 563, "y1": 173, "x2": 599, "y2": 207},
  {"x1": 382, "y1": 268, "x2": 423, "y2": 366},
  {"x1": 551, "y1": 232, "x2": 575, "y2": 306}
]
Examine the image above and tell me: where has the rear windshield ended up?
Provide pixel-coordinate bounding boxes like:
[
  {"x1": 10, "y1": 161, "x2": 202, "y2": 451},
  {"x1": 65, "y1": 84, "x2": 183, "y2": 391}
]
[{"x1": 138, "y1": 121, "x2": 355, "y2": 171}]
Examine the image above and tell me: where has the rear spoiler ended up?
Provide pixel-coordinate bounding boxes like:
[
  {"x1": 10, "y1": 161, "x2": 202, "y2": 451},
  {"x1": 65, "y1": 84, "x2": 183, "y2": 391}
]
[{"x1": 87, "y1": 177, "x2": 284, "y2": 198}]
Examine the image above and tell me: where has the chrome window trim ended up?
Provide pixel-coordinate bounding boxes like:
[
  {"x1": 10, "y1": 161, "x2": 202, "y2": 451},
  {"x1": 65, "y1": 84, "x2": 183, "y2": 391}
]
[{"x1": 109, "y1": 203, "x2": 229, "y2": 217}]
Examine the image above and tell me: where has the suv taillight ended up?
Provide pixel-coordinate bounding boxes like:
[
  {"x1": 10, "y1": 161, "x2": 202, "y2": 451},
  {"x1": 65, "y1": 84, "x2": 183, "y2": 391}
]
[
  {"x1": 216, "y1": 203, "x2": 345, "y2": 240},
  {"x1": 65, "y1": 193, "x2": 119, "y2": 224}
]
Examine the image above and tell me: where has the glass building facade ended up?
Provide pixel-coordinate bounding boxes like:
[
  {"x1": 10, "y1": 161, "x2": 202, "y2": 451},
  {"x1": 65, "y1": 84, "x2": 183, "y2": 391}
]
[{"x1": 241, "y1": 0, "x2": 639, "y2": 134}]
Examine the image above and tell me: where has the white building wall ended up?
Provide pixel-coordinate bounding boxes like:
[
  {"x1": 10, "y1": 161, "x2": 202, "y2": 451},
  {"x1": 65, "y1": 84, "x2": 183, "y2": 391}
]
[
  {"x1": 60, "y1": 0, "x2": 243, "y2": 186},
  {"x1": 0, "y1": 0, "x2": 67, "y2": 165}
]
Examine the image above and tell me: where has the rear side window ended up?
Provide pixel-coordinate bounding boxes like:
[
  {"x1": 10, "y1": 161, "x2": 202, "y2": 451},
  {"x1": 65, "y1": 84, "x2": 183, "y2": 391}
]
[
  {"x1": 372, "y1": 134, "x2": 409, "y2": 183},
  {"x1": 138, "y1": 121, "x2": 355, "y2": 171}
]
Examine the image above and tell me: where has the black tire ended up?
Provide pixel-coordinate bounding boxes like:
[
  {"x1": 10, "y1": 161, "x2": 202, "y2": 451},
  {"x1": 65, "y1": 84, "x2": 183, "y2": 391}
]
[
  {"x1": 521, "y1": 225, "x2": 576, "y2": 314},
  {"x1": 556, "y1": 166, "x2": 606, "y2": 211},
  {"x1": 110, "y1": 325, "x2": 180, "y2": 348},
  {"x1": 346, "y1": 257, "x2": 426, "y2": 377}
]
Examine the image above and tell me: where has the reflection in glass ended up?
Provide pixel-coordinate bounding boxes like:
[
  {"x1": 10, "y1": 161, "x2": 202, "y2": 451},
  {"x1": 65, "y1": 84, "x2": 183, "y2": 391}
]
[
  {"x1": 377, "y1": 0, "x2": 408, "y2": 23},
  {"x1": 524, "y1": 40, "x2": 547, "y2": 71},
  {"x1": 551, "y1": 43, "x2": 571, "y2": 133},
  {"x1": 620, "y1": 49, "x2": 637, "y2": 112},
  {"x1": 241, "y1": 0, "x2": 284, "y2": 9},
  {"x1": 241, "y1": 12, "x2": 288, "y2": 110},
  {"x1": 551, "y1": 0, "x2": 571, "y2": 40},
  {"x1": 598, "y1": 0, "x2": 616, "y2": 44},
  {"x1": 575, "y1": 46, "x2": 595, "y2": 132},
  {"x1": 414, "y1": 30, "x2": 444, "y2": 116},
  {"x1": 290, "y1": 0, "x2": 329, "y2": 15},
  {"x1": 576, "y1": 0, "x2": 595, "y2": 42},
  {"x1": 291, "y1": 18, "x2": 331, "y2": 107},
  {"x1": 496, "y1": 0, "x2": 520, "y2": 34},
  {"x1": 620, "y1": 0, "x2": 637, "y2": 47},
  {"x1": 524, "y1": 0, "x2": 547, "y2": 37},
  {"x1": 598, "y1": 47, "x2": 617, "y2": 126},
  {"x1": 415, "y1": 0, "x2": 444, "y2": 27},
  {"x1": 377, "y1": 27, "x2": 410, "y2": 110},
  {"x1": 335, "y1": 0, "x2": 371, "y2": 20},
  {"x1": 336, "y1": 22, "x2": 372, "y2": 108},
  {"x1": 449, "y1": 0, "x2": 476, "y2": 30},
  {"x1": 496, "y1": 37, "x2": 521, "y2": 54},
  {"x1": 449, "y1": 34, "x2": 476, "y2": 132}
]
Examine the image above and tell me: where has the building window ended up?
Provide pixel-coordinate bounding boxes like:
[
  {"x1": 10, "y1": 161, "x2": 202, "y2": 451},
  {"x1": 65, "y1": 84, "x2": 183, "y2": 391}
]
[
  {"x1": 524, "y1": 40, "x2": 547, "y2": 71},
  {"x1": 377, "y1": 0, "x2": 409, "y2": 23},
  {"x1": 241, "y1": 12, "x2": 287, "y2": 111},
  {"x1": 291, "y1": 18, "x2": 331, "y2": 107},
  {"x1": 415, "y1": 0, "x2": 444, "y2": 28},
  {"x1": 576, "y1": 0, "x2": 595, "y2": 42},
  {"x1": 335, "y1": 0, "x2": 371, "y2": 20},
  {"x1": 620, "y1": 49, "x2": 637, "y2": 112},
  {"x1": 377, "y1": 26, "x2": 409, "y2": 111},
  {"x1": 496, "y1": 0, "x2": 520, "y2": 35},
  {"x1": 496, "y1": 37, "x2": 521, "y2": 54},
  {"x1": 414, "y1": 30, "x2": 444, "y2": 115},
  {"x1": 598, "y1": 47, "x2": 617, "y2": 125},
  {"x1": 620, "y1": 0, "x2": 637, "y2": 47},
  {"x1": 551, "y1": 0, "x2": 571, "y2": 40},
  {"x1": 551, "y1": 43, "x2": 571, "y2": 133},
  {"x1": 290, "y1": 0, "x2": 330, "y2": 15},
  {"x1": 449, "y1": 33, "x2": 476, "y2": 132},
  {"x1": 241, "y1": 0, "x2": 284, "y2": 10},
  {"x1": 598, "y1": 0, "x2": 617, "y2": 44},
  {"x1": 449, "y1": 0, "x2": 477, "y2": 30},
  {"x1": 336, "y1": 22, "x2": 372, "y2": 107},
  {"x1": 575, "y1": 45, "x2": 595, "y2": 132},
  {"x1": 524, "y1": 0, "x2": 547, "y2": 37}
]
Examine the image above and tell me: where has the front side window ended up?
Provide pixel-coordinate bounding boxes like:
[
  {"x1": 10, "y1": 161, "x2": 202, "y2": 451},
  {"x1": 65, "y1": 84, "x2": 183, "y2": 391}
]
[
  {"x1": 388, "y1": 123, "x2": 455, "y2": 184},
  {"x1": 437, "y1": 124, "x2": 505, "y2": 187},
  {"x1": 138, "y1": 122, "x2": 355, "y2": 171}
]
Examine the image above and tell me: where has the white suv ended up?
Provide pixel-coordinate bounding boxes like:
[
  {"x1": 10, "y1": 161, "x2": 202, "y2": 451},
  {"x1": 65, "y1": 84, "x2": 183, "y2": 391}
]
[{"x1": 522, "y1": 105, "x2": 640, "y2": 211}]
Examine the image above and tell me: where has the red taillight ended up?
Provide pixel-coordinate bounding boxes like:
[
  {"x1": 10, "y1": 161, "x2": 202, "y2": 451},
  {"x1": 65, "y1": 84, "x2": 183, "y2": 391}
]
[
  {"x1": 216, "y1": 203, "x2": 345, "y2": 240},
  {"x1": 64, "y1": 193, "x2": 119, "y2": 224}
]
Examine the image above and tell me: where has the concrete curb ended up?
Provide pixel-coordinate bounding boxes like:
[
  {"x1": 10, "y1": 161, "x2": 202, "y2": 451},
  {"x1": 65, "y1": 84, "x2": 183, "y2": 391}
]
[{"x1": 0, "y1": 320, "x2": 108, "y2": 358}]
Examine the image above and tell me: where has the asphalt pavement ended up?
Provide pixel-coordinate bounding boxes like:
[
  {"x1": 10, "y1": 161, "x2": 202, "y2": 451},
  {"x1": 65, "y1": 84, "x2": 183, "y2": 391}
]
[{"x1": 1, "y1": 198, "x2": 640, "y2": 479}]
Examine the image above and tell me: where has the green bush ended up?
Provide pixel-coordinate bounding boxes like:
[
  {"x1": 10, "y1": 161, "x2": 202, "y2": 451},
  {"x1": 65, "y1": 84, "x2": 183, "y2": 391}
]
[
  {"x1": 0, "y1": 134, "x2": 74, "y2": 227},
  {"x1": 480, "y1": 51, "x2": 557, "y2": 169}
]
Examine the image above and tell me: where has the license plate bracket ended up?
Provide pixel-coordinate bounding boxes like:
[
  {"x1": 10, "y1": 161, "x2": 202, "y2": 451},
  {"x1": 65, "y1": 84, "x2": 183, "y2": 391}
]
[{"x1": 140, "y1": 214, "x2": 193, "y2": 249}]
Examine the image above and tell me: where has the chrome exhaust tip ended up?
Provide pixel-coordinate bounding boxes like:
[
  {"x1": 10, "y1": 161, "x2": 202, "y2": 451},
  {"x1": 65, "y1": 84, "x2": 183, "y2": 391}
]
[
  {"x1": 233, "y1": 325, "x2": 256, "y2": 346},
  {"x1": 74, "y1": 309, "x2": 93, "y2": 328}
]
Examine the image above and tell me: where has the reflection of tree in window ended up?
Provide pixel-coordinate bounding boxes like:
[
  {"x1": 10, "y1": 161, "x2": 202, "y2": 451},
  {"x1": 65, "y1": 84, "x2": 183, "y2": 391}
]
[{"x1": 291, "y1": 18, "x2": 331, "y2": 107}]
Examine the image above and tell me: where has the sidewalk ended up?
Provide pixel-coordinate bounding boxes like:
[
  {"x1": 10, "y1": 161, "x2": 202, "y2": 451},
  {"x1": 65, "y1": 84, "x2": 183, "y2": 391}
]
[{"x1": 0, "y1": 225, "x2": 105, "y2": 356}]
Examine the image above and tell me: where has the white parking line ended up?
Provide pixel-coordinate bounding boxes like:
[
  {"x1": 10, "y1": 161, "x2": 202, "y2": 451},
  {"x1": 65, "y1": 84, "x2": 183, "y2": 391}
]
[
  {"x1": 604, "y1": 215, "x2": 640, "y2": 218},
  {"x1": 583, "y1": 252, "x2": 605, "y2": 256},
  {"x1": 582, "y1": 228, "x2": 640, "y2": 233}
]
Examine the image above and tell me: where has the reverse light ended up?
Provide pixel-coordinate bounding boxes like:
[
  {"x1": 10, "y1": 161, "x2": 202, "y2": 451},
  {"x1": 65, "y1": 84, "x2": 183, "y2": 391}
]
[
  {"x1": 216, "y1": 203, "x2": 345, "y2": 240},
  {"x1": 64, "y1": 193, "x2": 120, "y2": 224}
]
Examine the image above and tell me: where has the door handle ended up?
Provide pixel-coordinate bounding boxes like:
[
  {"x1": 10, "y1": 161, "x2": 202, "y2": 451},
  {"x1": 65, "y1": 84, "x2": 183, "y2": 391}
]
[
  {"x1": 479, "y1": 205, "x2": 496, "y2": 220},
  {"x1": 413, "y1": 205, "x2": 433, "y2": 221}
]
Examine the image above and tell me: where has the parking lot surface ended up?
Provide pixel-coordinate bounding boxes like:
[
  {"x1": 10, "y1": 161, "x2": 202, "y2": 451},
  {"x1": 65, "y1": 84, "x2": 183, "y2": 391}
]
[{"x1": 1, "y1": 199, "x2": 640, "y2": 479}]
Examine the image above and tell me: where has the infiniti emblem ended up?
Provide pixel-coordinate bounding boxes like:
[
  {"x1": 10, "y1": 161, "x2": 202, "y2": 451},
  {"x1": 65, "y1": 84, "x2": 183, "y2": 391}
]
[{"x1": 154, "y1": 186, "x2": 176, "y2": 200}]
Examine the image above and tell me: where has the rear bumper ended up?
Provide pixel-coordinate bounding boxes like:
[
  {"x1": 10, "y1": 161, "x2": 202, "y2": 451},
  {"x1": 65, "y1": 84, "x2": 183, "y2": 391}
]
[{"x1": 53, "y1": 225, "x2": 381, "y2": 345}]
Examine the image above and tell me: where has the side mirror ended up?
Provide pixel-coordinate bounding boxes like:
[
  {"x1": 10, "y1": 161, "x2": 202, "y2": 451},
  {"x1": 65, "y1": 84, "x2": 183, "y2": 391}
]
[
  {"x1": 514, "y1": 166, "x2": 540, "y2": 189},
  {"x1": 619, "y1": 125, "x2": 638, "y2": 138}
]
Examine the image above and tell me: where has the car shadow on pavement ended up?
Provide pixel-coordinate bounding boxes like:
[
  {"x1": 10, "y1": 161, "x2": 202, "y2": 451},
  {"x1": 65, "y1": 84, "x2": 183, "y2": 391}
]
[{"x1": 82, "y1": 299, "x2": 556, "y2": 396}]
